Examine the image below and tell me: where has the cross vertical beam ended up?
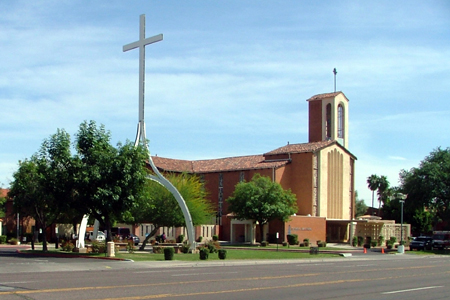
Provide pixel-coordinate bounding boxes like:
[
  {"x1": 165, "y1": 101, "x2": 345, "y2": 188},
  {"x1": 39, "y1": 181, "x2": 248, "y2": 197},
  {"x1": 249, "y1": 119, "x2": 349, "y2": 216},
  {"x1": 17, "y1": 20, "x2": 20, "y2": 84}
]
[{"x1": 123, "y1": 14, "x2": 163, "y2": 145}]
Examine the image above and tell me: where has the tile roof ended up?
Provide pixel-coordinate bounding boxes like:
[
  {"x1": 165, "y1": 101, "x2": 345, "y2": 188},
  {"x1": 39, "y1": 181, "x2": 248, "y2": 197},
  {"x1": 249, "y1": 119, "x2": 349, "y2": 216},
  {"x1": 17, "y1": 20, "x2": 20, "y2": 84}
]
[
  {"x1": 0, "y1": 188, "x2": 8, "y2": 198},
  {"x1": 307, "y1": 91, "x2": 348, "y2": 102},
  {"x1": 264, "y1": 140, "x2": 335, "y2": 155},
  {"x1": 152, "y1": 154, "x2": 290, "y2": 174}
]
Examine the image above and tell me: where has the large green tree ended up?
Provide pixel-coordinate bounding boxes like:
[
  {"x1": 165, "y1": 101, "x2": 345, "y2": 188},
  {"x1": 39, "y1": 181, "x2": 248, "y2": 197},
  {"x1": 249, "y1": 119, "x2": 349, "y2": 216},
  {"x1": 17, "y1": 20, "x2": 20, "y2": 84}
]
[
  {"x1": 226, "y1": 174, "x2": 298, "y2": 242},
  {"x1": 367, "y1": 174, "x2": 380, "y2": 214},
  {"x1": 75, "y1": 120, "x2": 149, "y2": 241},
  {"x1": 399, "y1": 147, "x2": 450, "y2": 232},
  {"x1": 354, "y1": 191, "x2": 368, "y2": 218},
  {"x1": 127, "y1": 172, "x2": 214, "y2": 250},
  {"x1": 8, "y1": 129, "x2": 75, "y2": 251},
  {"x1": 376, "y1": 175, "x2": 390, "y2": 210}
]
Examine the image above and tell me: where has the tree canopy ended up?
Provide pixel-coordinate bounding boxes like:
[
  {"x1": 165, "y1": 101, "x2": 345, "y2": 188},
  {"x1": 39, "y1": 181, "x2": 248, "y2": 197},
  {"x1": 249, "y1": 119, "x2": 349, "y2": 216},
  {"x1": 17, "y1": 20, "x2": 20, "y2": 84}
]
[
  {"x1": 126, "y1": 172, "x2": 214, "y2": 250},
  {"x1": 75, "y1": 120, "x2": 149, "y2": 241},
  {"x1": 8, "y1": 129, "x2": 75, "y2": 251},
  {"x1": 399, "y1": 147, "x2": 450, "y2": 232},
  {"x1": 8, "y1": 121, "x2": 150, "y2": 248},
  {"x1": 226, "y1": 174, "x2": 298, "y2": 242}
]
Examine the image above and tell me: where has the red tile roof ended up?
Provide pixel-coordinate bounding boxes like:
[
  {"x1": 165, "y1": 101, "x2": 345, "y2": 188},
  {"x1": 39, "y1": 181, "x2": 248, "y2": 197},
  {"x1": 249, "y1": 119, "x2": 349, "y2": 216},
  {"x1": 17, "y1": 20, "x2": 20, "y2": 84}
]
[
  {"x1": 152, "y1": 155, "x2": 290, "y2": 174},
  {"x1": 264, "y1": 140, "x2": 334, "y2": 155},
  {"x1": 0, "y1": 188, "x2": 8, "y2": 198},
  {"x1": 307, "y1": 91, "x2": 348, "y2": 102},
  {"x1": 150, "y1": 139, "x2": 357, "y2": 174}
]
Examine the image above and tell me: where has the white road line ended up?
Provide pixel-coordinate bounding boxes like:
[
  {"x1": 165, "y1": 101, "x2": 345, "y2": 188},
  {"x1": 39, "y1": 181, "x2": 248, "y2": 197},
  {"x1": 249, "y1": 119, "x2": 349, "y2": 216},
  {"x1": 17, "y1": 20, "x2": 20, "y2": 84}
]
[
  {"x1": 0, "y1": 281, "x2": 36, "y2": 284},
  {"x1": 172, "y1": 271, "x2": 238, "y2": 277},
  {"x1": 382, "y1": 286, "x2": 443, "y2": 294}
]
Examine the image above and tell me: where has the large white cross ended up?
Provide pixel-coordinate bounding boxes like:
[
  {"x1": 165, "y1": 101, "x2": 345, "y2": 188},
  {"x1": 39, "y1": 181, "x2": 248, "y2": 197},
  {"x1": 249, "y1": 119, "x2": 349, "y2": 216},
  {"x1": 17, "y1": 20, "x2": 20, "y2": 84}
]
[
  {"x1": 123, "y1": 14, "x2": 163, "y2": 146},
  {"x1": 122, "y1": 14, "x2": 196, "y2": 251}
]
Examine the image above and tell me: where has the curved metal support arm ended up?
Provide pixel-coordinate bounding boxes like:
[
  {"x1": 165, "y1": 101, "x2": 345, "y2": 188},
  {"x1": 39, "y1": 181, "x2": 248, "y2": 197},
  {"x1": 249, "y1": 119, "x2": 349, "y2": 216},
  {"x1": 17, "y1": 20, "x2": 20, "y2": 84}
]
[{"x1": 147, "y1": 155, "x2": 197, "y2": 251}]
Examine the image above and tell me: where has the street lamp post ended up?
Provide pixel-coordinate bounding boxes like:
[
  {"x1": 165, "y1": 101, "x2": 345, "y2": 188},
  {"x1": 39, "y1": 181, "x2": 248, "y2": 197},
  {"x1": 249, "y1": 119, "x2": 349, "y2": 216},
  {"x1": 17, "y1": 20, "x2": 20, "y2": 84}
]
[{"x1": 398, "y1": 193, "x2": 407, "y2": 254}]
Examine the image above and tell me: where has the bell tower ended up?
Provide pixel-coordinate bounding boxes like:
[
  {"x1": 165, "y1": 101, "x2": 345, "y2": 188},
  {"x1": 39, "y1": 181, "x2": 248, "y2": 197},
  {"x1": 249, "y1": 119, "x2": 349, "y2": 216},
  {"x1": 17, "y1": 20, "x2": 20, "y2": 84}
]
[{"x1": 307, "y1": 92, "x2": 349, "y2": 149}]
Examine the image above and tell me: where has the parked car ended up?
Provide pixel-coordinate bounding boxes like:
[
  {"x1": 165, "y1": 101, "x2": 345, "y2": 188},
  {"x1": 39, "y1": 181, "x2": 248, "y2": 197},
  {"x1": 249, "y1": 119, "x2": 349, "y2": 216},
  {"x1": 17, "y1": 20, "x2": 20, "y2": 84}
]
[
  {"x1": 130, "y1": 234, "x2": 140, "y2": 246},
  {"x1": 409, "y1": 236, "x2": 432, "y2": 251},
  {"x1": 432, "y1": 231, "x2": 450, "y2": 250},
  {"x1": 86, "y1": 231, "x2": 106, "y2": 242}
]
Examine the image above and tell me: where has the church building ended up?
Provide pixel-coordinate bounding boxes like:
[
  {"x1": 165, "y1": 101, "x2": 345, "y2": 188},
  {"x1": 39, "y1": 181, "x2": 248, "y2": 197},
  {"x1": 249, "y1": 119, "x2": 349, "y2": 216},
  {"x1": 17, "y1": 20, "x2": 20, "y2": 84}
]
[{"x1": 152, "y1": 91, "x2": 357, "y2": 244}]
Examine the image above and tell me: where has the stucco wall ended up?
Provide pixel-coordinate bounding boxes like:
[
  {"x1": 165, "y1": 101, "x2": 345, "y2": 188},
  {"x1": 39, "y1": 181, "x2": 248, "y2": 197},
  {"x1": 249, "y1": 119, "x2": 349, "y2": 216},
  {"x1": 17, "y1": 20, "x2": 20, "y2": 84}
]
[{"x1": 318, "y1": 144, "x2": 353, "y2": 220}]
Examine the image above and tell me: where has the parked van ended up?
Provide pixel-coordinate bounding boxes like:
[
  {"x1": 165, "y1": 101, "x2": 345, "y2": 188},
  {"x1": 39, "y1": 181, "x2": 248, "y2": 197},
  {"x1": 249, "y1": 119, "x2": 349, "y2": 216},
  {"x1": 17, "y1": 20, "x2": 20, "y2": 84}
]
[
  {"x1": 111, "y1": 227, "x2": 131, "y2": 239},
  {"x1": 432, "y1": 231, "x2": 450, "y2": 249}
]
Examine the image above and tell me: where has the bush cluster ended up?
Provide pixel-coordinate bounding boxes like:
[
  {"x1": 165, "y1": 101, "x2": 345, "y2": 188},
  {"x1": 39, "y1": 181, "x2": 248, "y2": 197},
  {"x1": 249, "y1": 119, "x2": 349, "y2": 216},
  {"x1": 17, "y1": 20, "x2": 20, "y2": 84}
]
[
  {"x1": 164, "y1": 247, "x2": 175, "y2": 260},
  {"x1": 287, "y1": 234, "x2": 298, "y2": 245}
]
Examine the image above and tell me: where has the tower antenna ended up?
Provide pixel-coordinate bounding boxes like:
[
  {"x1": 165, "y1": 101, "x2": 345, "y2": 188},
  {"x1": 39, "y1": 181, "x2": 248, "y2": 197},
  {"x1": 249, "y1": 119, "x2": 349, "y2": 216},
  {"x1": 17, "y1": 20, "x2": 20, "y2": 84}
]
[{"x1": 333, "y1": 68, "x2": 337, "y2": 92}]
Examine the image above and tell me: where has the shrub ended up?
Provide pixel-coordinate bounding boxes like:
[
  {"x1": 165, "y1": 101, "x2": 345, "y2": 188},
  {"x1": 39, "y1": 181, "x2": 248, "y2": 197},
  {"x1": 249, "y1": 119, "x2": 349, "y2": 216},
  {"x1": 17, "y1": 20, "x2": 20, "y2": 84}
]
[
  {"x1": 181, "y1": 243, "x2": 191, "y2": 253},
  {"x1": 197, "y1": 236, "x2": 203, "y2": 243},
  {"x1": 126, "y1": 241, "x2": 135, "y2": 253},
  {"x1": 0, "y1": 235, "x2": 6, "y2": 244},
  {"x1": 282, "y1": 241, "x2": 288, "y2": 247},
  {"x1": 303, "y1": 238, "x2": 310, "y2": 247},
  {"x1": 199, "y1": 248, "x2": 209, "y2": 260},
  {"x1": 152, "y1": 246, "x2": 163, "y2": 254},
  {"x1": 386, "y1": 242, "x2": 393, "y2": 249},
  {"x1": 177, "y1": 234, "x2": 184, "y2": 243},
  {"x1": 218, "y1": 249, "x2": 227, "y2": 260},
  {"x1": 364, "y1": 243, "x2": 371, "y2": 249},
  {"x1": 260, "y1": 241, "x2": 269, "y2": 247},
  {"x1": 9, "y1": 238, "x2": 19, "y2": 245},
  {"x1": 352, "y1": 236, "x2": 358, "y2": 247},
  {"x1": 212, "y1": 235, "x2": 219, "y2": 241},
  {"x1": 378, "y1": 235, "x2": 385, "y2": 246},
  {"x1": 357, "y1": 236, "x2": 364, "y2": 247},
  {"x1": 287, "y1": 234, "x2": 299, "y2": 245},
  {"x1": 371, "y1": 241, "x2": 377, "y2": 248},
  {"x1": 389, "y1": 237, "x2": 397, "y2": 243},
  {"x1": 61, "y1": 241, "x2": 75, "y2": 252},
  {"x1": 91, "y1": 241, "x2": 106, "y2": 253},
  {"x1": 206, "y1": 241, "x2": 218, "y2": 253},
  {"x1": 318, "y1": 241, "x2": 327, "y2": 247},
  {"x1": 164, "y1": 247, "x2": 175, "y2": 260}
]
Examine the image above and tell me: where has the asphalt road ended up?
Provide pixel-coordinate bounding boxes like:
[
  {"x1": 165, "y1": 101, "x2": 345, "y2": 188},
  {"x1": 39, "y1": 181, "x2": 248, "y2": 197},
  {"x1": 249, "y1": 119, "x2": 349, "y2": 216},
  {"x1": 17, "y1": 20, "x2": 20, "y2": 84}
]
[{"x1": 0, "y1": 246, "x2": 449, "y2": 300}]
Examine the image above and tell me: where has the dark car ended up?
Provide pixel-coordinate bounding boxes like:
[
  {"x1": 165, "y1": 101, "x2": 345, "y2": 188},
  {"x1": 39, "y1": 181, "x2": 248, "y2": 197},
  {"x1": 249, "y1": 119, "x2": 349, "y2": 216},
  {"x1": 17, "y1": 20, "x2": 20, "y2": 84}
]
[
  {"x1": 410, "y1": 236, "x2": 433, "y2": 251},
  {"x1": 130, "y1": 234, "x2": 140, "y2": 246}
]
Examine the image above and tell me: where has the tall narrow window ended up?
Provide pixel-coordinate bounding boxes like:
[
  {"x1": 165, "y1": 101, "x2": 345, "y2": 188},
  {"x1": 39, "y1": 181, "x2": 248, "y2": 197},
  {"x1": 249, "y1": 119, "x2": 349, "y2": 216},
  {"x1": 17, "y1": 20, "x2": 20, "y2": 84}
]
[
  {"x1": 338, "y1": 104, "x2": 344, "y2": 138},
  {"x1": 326, "y1": 104, "x2": 332, "y2": 139}
]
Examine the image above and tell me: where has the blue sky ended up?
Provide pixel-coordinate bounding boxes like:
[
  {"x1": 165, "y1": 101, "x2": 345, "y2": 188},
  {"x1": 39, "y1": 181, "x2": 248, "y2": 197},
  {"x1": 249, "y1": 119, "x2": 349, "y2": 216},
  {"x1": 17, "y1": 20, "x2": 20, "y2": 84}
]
[{"x1": 1, "y1": 1, "x2": 449, "y2": 206}]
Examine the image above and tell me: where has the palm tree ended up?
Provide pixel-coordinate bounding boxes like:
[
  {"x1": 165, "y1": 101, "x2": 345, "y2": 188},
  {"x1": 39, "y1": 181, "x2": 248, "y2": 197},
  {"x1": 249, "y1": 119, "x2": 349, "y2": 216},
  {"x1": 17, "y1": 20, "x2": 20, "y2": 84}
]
[
  {"x1": 377, "y1": 175, "x2": 390, "y2": 210},
  {"x1": 367, "y1": 175, "x2": 380, "y2": 215}
]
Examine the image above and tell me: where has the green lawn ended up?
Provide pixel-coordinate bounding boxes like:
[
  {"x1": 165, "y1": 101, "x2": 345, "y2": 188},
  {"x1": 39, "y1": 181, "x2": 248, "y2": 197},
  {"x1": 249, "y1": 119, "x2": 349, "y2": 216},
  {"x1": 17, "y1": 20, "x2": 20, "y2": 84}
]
[{"x1": 21, "y1": 248, "x2": 339, "y2": 261}]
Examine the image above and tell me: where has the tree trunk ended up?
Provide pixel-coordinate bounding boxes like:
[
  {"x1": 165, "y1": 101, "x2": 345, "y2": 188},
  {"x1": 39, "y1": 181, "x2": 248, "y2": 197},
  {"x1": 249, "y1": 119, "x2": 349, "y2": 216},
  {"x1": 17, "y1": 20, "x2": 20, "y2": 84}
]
[
  {"x1": 259, "y1": 223, "x2": 265, "y2": 243},
  {"x1": 139, "y1": 226, "x2": 160, "y2": 251},
  {"x1": 42, "y1": 221, "x2": 48, "y2": 252},
  {"x1": 371, "y1": 191, "x2": 375, "y2": 215}
]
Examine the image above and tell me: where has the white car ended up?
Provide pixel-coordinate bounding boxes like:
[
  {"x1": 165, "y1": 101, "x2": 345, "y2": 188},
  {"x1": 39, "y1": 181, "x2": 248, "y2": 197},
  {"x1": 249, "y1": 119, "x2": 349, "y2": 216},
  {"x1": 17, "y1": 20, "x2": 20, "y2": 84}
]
[{"x1": 87, "y1": 231, "x2": 106, "y2": 242}]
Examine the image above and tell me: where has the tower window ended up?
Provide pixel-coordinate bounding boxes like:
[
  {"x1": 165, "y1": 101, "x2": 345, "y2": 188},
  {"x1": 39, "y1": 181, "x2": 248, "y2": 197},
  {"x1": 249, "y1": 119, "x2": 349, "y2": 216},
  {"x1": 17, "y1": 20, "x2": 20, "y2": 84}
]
[
  {"x1": 338, "y1": 104, "x2": 344, "y2": 139},
  {"x1": 326, "y1": 104, "x2": 332, "y2": 139}
]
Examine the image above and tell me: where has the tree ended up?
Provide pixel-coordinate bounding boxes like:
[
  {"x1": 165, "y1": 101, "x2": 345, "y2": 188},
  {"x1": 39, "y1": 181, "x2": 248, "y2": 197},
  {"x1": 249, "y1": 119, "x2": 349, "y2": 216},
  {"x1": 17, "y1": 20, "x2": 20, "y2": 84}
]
[
  {"x1": 126, "y1": 172, "x2": 214, "y2": 250},
  {"x1": 354, "y1": 191, "x2": 368, "y2": 217},
  {"x1": 367, "y1": 174, "x2": 379, "y2": 214},
  {"x1": 376, "y1": 175, "x2": 390, "y2": 210},
  {"x1": 226, "y1": 174, "x2": 298, "y2": 242},
  {"x1": 8, "y1": 129, "x2": 75, "y2": 251},
  {"x1": 399, "y1": 147, "x2": 450, "y2": 232},
  {"x1": 75, "y1": 120, "x2": 149, "y2": 241}
]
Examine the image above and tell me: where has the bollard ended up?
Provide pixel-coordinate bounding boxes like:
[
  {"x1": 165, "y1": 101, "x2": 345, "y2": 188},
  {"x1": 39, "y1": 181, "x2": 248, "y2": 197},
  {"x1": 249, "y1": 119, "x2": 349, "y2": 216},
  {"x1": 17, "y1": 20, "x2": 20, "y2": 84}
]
[{"x1": 107, "y1": 241, "x2": 115, "y2": 257}]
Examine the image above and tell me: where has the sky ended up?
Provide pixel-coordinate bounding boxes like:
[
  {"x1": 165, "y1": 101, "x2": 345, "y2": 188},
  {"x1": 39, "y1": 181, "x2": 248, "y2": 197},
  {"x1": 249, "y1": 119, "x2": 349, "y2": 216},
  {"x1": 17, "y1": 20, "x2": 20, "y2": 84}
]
[{"x1": 1, "y1": 1, "x2": 449, "y2": 206}]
